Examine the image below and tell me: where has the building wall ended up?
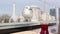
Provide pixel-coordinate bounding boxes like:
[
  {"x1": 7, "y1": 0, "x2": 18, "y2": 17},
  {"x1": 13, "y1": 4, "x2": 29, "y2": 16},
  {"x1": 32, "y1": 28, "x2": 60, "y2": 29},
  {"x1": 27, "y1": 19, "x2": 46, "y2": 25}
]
[
  {"x1": 50, "y1": 8, "x2": 56, "y2": 17},
  {"x1": 31, "y1": 7, "x2": 41, "y2": 22}
]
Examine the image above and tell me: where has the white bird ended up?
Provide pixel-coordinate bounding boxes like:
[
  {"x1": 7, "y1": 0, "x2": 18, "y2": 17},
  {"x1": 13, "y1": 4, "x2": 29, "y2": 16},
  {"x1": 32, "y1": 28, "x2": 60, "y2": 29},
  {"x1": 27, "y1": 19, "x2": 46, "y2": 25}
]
[{"x1": 22, "y1": 6, "x2": 33, "y2": 22}]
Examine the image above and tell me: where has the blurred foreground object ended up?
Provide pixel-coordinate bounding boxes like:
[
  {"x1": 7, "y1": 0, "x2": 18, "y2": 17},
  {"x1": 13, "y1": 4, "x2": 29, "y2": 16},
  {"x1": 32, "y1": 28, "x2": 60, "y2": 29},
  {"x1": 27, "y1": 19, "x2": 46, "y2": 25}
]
[
  {"x1": 11, "y1": 31, "x2": 38, "y2": 34},
  {"x1": 40, "y1": 24, "x2": 49, "y2": 34}
]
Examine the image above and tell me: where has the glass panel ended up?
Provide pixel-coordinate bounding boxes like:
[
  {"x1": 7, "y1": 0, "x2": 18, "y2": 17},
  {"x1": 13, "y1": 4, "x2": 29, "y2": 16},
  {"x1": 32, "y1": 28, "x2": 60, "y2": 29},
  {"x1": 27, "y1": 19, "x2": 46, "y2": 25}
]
[{"x1": 0, "y1": 0, "x2": 59, "y2": 34}]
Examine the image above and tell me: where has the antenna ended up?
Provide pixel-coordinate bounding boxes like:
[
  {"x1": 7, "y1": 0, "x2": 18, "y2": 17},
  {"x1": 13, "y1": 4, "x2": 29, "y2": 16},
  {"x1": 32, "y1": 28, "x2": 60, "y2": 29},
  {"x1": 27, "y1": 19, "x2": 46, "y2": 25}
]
[
  {"x1": 13, "y1": 0, "x2": 15, "y2": 4},
  {"x1": 44, "y1": 0, "x2": 46, "y2": 13},
  {"x1": 34, "y1": 0, "x2": 36, "y2": 5}
]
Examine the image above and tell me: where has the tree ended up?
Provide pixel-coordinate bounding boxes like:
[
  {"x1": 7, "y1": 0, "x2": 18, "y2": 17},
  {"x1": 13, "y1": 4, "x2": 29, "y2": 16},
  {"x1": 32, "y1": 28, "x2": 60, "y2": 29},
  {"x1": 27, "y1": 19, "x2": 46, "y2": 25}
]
[{"x1": 1, "y1": 14, "x2": 11, "y2": 23}]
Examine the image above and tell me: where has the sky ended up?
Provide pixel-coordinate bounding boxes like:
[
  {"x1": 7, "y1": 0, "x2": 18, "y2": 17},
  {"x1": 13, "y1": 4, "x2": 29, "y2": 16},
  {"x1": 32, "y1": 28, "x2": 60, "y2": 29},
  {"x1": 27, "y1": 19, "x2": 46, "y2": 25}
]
[{"x1": 0, "y1": 0, "x2": 60, "y2": 16}]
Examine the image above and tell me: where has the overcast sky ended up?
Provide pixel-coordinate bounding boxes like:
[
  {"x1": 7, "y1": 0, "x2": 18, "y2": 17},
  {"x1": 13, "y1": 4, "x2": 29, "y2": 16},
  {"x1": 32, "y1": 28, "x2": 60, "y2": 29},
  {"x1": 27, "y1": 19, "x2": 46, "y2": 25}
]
[{"x1": 0, "y1": 0, "x2": 60, "y2": 16}]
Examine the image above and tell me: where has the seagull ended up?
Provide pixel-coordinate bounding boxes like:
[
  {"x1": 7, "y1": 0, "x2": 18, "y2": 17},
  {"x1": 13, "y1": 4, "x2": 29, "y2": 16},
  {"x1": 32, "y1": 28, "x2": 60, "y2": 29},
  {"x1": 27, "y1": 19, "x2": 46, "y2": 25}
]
[{"x1": 22, "y1": 6, "x2": 33, "y2": 22}]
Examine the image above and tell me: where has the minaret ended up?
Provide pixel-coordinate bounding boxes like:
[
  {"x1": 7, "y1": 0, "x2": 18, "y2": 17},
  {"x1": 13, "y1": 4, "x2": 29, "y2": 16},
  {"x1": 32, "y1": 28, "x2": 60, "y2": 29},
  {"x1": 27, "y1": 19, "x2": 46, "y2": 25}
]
[
  {"x1": 11, "y1": 0, "x2": 17, "y2": 22},
  {"x1": 13, "y1": 1, "x2": 16, "y2": 17}
]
